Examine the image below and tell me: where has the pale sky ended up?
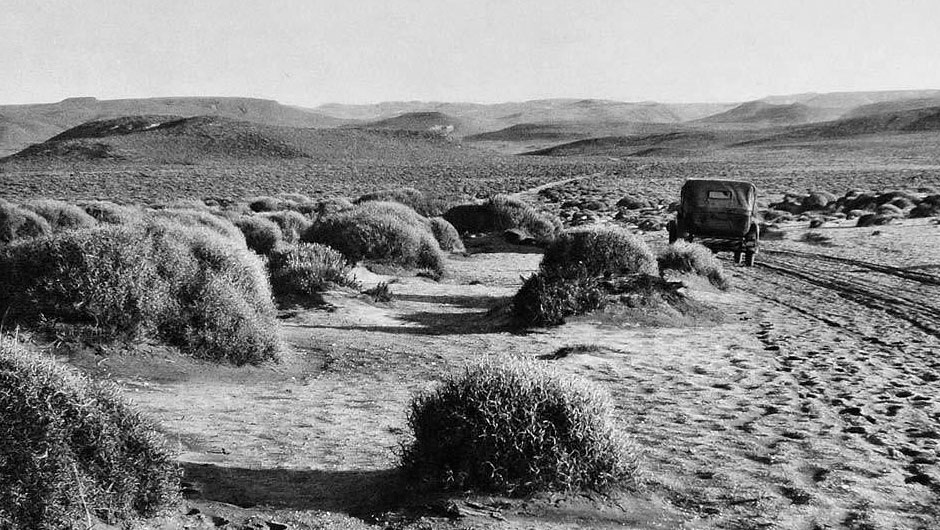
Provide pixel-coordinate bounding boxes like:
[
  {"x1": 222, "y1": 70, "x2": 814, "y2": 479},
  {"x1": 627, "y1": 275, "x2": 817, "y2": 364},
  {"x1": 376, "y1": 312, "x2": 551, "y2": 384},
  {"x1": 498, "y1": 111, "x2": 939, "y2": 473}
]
[{"x1": 2, "y1": 0, "x2": 939, "y2": 107}]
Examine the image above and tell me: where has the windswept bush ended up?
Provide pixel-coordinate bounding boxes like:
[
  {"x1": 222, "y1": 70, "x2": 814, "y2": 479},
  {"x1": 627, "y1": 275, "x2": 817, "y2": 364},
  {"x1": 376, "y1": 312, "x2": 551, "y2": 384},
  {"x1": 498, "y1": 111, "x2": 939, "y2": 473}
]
[
  {"x1": 303, "y1": 201, "x2": 446, "y2": 275},
  {"x1": 355, "y1": 187, "x2": 446, "y2": 217},
  {"x1": 429, "y1": 217, "x2": 465, "y2": 253},
  {"x1": 541, "y1": 226, "x2": 658, "y2": 278},
  {"x1": 0, "y1": 221, "x2": 280, "y2": 365},
  {"x1": 444, "y1": 195, "x2": 562, "y2": 243},
  {"x1": 78, "y1": 200, "x2": 143, "y2": 225},
  {"x1": 513, "y1": 269, "x2": 605, "y2": 327},
  {"x1": 21, "y1": 199, "x2": 97, "y2": 232},
  {"x1": 248, "y1": 195, "x2": 284, "y2": 213},
  {"x1": 234, "y1": 215, "x2": 283, "y2": 255},
  {"x1": 149, "y1": 208, "x2": 245, "y2": 244},
  {"x1": 0, "y1": 342, "x2": 178, "y2": 529},
  {"x1": 657, "y1": 241, "x2": 730, "y2": 290},
  {"x1": 315, "y1": 197, "x2": 355, "y2": 218},
  {"x1": 0, "y1": 202, "x2": 52, "y2": 243},
  {"x1": 514, "y1": 226, "x2": 671, "y2": 326},
  {"x1": 402, "y1": 358, "x2": 639, "y2": 495},
  {"x1": 267, "y1": 242, "x2": 359, "y2": 297},
  {"x1": 260, "y1": 210, "x2": 312, "y2": 242}
]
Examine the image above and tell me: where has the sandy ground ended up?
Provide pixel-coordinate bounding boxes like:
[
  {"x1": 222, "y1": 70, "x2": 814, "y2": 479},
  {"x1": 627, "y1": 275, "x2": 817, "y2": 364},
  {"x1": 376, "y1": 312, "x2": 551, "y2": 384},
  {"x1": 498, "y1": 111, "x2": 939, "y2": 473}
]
[{"x1": 57, "y1": 217, "x2": 940, "y2": 530}]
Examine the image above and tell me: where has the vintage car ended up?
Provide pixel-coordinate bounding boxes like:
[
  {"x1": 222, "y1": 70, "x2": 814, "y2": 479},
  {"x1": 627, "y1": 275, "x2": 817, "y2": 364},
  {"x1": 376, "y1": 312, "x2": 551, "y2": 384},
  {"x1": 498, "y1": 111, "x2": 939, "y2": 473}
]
[{"x1": 666, "y1": 179, "x2": 760, "y2": 266}]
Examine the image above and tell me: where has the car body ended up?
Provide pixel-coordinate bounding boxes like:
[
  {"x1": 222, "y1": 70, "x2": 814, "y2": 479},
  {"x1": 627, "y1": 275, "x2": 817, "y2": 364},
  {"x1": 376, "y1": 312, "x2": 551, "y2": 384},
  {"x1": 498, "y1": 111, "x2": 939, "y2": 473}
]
[{"x1": 667, "y1": 179, "x2": 760, "y2": 265}]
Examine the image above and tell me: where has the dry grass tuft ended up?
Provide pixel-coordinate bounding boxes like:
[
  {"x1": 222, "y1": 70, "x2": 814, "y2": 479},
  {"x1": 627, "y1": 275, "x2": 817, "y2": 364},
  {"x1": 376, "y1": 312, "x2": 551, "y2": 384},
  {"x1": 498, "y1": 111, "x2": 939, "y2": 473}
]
[
  {"x1": 267, "y1": 242, "x2": 359, "y2": 297},
  {"x1": 0, "y1": 202, "x2": 53, "y2": 243},
  {"x1": 657, "y1": 241, "x2": 730, "y2": 290},
  {"x1": 303, "y1": 201, "x2": 447, "y2": 275},
  {"x1": 234, "y1": 215, "x2": 283, "y2": 255},
  {"x1": 444, "y1": 195, "x2": 562, "y2": 243},
  {"x1": 21, "y1": 199, "x2": 98, "y2": 232},
  {"x1": 0, "y1": 341, "x2": 179, "y2": 529},
  {"x1": 402, "y1": 358, "x2": 639, "y2": 495}
]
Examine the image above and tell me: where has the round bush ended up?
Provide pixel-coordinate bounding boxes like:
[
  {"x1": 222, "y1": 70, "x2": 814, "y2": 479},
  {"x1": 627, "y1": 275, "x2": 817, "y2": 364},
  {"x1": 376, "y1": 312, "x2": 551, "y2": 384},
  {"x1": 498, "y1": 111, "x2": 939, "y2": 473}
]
[
  {"x1": 0, "y1": 222, "x2": 281, "y2": 365},
  {"x1": 540, "y1": 226, "x2": 658, "y2": 278},
  {"x1": 315, "y1": 197, "x2": 355, "y2": 218},
  {"x1": 0, "y1": 203, "x2": 52, "y2": 243},
  {"x1": 303, "y1": 204, "x2": 446, "y2": 274},
  {"x1": 402, "y1": 358, "x2": 639, "y2": 495},
  {"x1": 78, "y1": 200, "x2": 143, "y2": 225},
  {"x1": 234, "y1": 215, "x2": 283, "y2": 255},
  {"x1": 267, "y1": 242, "x2": 359, "y2": 297},
  {"x1": 356, "y1": 187, "x2": 439, "y2": 216},
  {"x1": 149, "y1": 208, "x2": 245, "y2": 245},
  {"x1": 248, "y1": 196, "x2": 284, "y2": 212},
  {"x1": 513, "y1": 270, "x2": 604, "y2": 327},
  {"x1": 444, "y1": 195, "x2": 562, "y2": 242},
  {"x1": 0, "y1": 343, "x2": 178, "y2": 529},
  {"x1": 657, "y1": 242, "x2": 730, "y2": 290},
  {"x1": 21, "y1": 199, "x2": 98, "y2": 232},
  {"x1": 260, "y1": 210, "x2": 312, "y2": 242},
  {"x1": 429, "y1": 217, "x2": 465, "y2": 253}
]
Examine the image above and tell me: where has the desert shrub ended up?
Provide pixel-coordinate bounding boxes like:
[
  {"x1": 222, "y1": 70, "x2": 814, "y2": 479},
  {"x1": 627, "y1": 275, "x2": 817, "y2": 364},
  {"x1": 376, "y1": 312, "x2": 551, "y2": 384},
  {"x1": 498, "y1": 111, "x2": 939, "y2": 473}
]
[
  {"x1": 541, "y1": 226, "x2": 658, "y2": 278},
  {"x1": 0, "y1": 342, "x2": 178, "y2": 529},
  {"x1": 149, "y1": 208, "x2": 245, "y2": 244},
  {"x1": 875, "y1": 204, "x2": 904, "y2": 217},
  {"x1": 315, "y1": 197, "x2": 355, "y2": 218},
  {"x1": 0, "y1": 222, "x2": 280, "y2": 365},
  {"x1": 429, "y1": 216, "x2": 465, "y2": 252},
  {"x1": 155, "y1": 198, "x2": 212, "y2": 211},
  {"x1": 303, "y1": 202, "x2": 446, "y2": 274},
  {"x1": 248, "y1": 196, "x2": 284, "y2": 212},
  {"x1": 444, "y1": 195, "x2": 562, "y2": 243},
  {"x1": 78, "y1": 200, "x2": 143, "y2": 225},
  {"x1": 0, "y1": 226, "x2": 159, "y2": 337},
  {"x1": 234, "y1": 215, "x2": 283, "y2": 255},
  {"x1": 267, "y1": 242, "x2": 358, "y2": 297},
  {"x1": 0, "y1": 202, "x2": 53, "y2": 243},
  {"x1": 856, "y1": 213, "x2": 894, "y2": 227},
  {"x1": 909, "y1": 196, "x2": 940, "y2": 218},
  {"x1": 402, "y1": 358, "x2": 638, "y2": 495},
  {"x1": 616, "y1": 195, "x2": 651, "y2": 209},
  {"x1": 801, "y1": 191, "x2": 837, "y2": 211},
  {"x1": 355, "y1": 187, "x2": 444, "y2": 216},
  {"x1": 513, "y1": 270, "x2": 605, "y2": 327},
  {"x1": 21, "y1": 199, "x2": 97, "y2": 232},
  {"x1": 800, "y1": 232, "x2": 834, "y2": 246},
  {"x1": 260, "y1": 210, "x2": 312, "y2": 242},
  {"x1": 657, "y1": 241, "x2": 730, "y2": 290},
  {"x1": 146, "y1": 221, "x2": 281, "y2": 365},
  {"x1": 363, "y1": 282, "x2": 393, "y2": 302}
]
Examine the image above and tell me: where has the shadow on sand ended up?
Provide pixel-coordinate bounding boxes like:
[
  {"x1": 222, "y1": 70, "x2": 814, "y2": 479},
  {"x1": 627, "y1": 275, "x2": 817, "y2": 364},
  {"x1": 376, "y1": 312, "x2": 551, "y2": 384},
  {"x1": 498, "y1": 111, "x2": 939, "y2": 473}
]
[{"x1": 183, "y1": 463, "x2": 437, "y2": 519}]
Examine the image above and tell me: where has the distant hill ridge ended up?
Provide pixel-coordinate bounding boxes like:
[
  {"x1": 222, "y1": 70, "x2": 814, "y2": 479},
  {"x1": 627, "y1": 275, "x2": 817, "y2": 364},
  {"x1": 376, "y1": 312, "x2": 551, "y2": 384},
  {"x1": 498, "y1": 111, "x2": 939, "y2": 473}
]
[
  {"x1": 1, "y1": 114, "x2": 475, "y2": 165},
  {"x1": 0, "y1": 96, "x2": 345, "y2": 156}
]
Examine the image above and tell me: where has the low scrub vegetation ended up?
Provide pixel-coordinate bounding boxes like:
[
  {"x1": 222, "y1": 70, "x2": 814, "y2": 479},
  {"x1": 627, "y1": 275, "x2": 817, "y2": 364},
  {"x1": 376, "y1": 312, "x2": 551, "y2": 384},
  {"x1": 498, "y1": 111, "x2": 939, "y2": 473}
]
[
  {"x1": 0, "y1": 341, "x2": 179, "y2": 529},
  {"x1": 234, "y1": 215, "x2": 283, "y2": 255},
  {"x1": 444, "y1": 195, "x2": 562, "y2": 243},
  {"x1": 514, "y1": 226, "x2": 676, "y2": 326},
  {"x1": 267, "y1": 242, "x2": 359, "y2": 297},
  {"x1": 260, "y1": 210, "x2": 311, "y2": 242},
  {"x1": 21, "y1": 199, "x2": 98, "y2": 232},
  {"x1": 0, "y1": 201, "x2": 52, "y2": 243},
  {"x1": 657, "y1": 241, "x2": 730, "y2": 290},
  {"x1": 541, "y1": 226, "x2": 658, "y2": 277},
  {"x1": 402, "y1": 358, "x2": 638, "y2": 495},
  {"x1": 355, "y1": 187, "x2": 447, "y2": 217},
  {"x1": 77, "y1": 200, "x2": 143, "y2": 225},
  {"x1": 0, "y1": 220, "x2": 280, "y2": 365},
  {"x1": 428, "y1": 216, "x2": 465, "y2": 252},
  {"x1": 303, "y1": 201, "x2": 447, "y2": 275}
]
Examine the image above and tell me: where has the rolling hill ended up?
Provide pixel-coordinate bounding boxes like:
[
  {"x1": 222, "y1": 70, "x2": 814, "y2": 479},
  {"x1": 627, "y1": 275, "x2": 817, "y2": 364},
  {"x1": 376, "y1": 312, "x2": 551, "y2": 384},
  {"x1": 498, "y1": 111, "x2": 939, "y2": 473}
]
[
  {"x1": 0, "y1": 97, "x2": 346, "y2": 156},
  {"x1": 696, "y1": 101, "x2": 834, "y2": 126},
  {"x1": 1, "y1": 115, "x2": 474, "y2": 165},
  {"x1": 353, "y1": 111, "x2": 462, "y2": 134},
  {"x1": 737, "y1": 105, "x2": 940, "y2": 145},
  {"x1": 522, "y1": 130, "x2": 726, "y2": 157}
]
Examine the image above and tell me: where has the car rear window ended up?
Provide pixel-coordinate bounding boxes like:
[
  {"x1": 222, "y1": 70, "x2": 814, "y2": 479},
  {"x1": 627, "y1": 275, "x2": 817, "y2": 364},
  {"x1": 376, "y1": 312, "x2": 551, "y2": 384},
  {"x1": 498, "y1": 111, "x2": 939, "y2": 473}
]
[{"x1": 708, "y1": 190, "x2": 732, "y2": 199}]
